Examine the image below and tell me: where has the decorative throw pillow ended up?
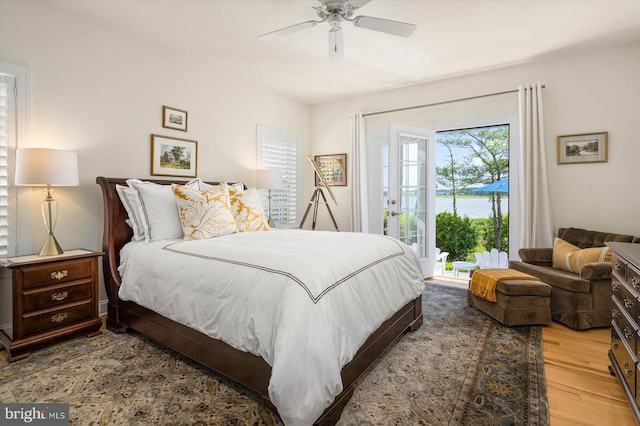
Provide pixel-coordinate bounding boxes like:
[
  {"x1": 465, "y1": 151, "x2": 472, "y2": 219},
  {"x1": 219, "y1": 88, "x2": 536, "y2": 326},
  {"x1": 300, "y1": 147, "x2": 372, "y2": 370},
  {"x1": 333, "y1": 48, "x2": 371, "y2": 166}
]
[
  {"x1": 172, "y1": 183, "x2": 238, "y2": 240},
  {"x1": 552, "y1": 237, "x2": 612, "y2": 274},
  {"x1": 228, "y1": 185, "x2": 269, "y2": 232}
]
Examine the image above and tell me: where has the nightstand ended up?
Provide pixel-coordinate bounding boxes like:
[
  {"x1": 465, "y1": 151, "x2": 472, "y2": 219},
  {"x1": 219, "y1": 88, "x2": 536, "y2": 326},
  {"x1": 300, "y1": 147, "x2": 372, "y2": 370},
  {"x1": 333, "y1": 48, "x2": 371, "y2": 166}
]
[{"x1": 0, "y1": 249, "x2": 103, "y2": 362}]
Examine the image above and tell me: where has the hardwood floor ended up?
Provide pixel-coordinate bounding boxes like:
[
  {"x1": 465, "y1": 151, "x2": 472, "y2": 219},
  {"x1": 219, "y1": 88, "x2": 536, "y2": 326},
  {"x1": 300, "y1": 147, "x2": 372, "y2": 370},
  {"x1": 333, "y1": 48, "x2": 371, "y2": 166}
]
[
  {"x1": 1, "y1": 306, "x2": 636, "y2": 425},
  {"x1": 543, "y1": 322, "x2": 635, "y2": 425}
]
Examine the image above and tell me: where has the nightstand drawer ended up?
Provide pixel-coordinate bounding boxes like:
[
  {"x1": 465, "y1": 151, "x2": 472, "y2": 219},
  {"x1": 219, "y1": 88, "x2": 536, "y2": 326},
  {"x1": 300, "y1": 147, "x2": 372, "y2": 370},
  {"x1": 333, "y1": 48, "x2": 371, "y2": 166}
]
[
  {"x1": 21, "y1": 301, "x2": 93, "y2": 337},
  {"x1": 23, "y1": 281, "x2": 92, "y2": 312},
  {"x1": 21, "y1": 259, "x2": 93, "y2": 289}
]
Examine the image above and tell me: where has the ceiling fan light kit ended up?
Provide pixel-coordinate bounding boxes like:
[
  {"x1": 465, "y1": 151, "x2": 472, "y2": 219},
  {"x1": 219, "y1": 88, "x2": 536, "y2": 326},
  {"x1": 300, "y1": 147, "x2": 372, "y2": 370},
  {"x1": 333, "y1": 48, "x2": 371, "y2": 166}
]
[{"x1": 258, "y1": 0, "x2": 417, "y2": 59}]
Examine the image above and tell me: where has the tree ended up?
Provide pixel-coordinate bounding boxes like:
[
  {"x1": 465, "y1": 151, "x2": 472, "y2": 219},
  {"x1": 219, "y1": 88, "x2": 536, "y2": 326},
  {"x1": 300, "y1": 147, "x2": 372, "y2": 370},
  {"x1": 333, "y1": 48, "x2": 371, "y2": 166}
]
[
  {"x1": 436, "y1": 126, "x2": 509, "y2": 250},
  {"x1": 435, "y1": 142, "x2": 480, "y2": 216},
  {"x1": 171, "y1": 146, "x2": 185, "y2": 164}
]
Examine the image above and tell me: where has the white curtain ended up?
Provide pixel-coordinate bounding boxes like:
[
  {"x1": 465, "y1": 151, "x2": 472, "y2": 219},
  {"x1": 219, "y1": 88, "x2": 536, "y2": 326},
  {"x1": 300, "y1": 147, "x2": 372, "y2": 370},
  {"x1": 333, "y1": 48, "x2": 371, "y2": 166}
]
[
  {"x1": 349, "y1": 112, "x2": 369, "y2": 232},
  {"x1": 517, "y1": 82, "x2": 554, "y2": 248}
]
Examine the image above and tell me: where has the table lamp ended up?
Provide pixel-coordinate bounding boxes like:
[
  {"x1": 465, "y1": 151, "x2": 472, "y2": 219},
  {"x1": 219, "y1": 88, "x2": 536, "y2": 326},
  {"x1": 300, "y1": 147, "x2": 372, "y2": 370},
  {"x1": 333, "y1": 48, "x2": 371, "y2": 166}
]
[
  {"x1": 15, "y1": 148, "x2": 79, "y2": 256},
  {"x1": 256, "y1": 169, "x2": 283, "y2": 228}
]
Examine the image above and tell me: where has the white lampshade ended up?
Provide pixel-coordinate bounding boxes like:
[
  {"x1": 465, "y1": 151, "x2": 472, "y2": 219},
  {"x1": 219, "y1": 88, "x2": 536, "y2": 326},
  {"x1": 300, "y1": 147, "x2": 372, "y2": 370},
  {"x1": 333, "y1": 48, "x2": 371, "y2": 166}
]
[
  {"x1": 15, "y1": 148, "x2": 79, "y2": 186},
  {"x1": 256, "y1": 169, "x2": 283, "y2": 190}
]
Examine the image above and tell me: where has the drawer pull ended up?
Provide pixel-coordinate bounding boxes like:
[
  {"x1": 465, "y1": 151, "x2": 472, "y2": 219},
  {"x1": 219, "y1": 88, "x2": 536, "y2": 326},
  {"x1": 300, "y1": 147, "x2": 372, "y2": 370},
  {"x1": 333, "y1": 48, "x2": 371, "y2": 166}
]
[
  {"x1": 51, "y1": 270, "x2": 68, "y2": 281},
  {"x1": 51, "y1": 313, "x2": 68, "y2": 323},
  {"x1": 612, "y1": 336, "x2": 619, "y2": 349},
  {"x1": 624, "y1": 298, "x2": 634, "y2": 309},
  {"x1": 624, "y1": 361, "x2": 634, "y2": 377},
  {"x1": 624, "y1": 327, "x2": 634, "y2": 340},
  {"x1": 615, "y1": 262, "x2": 624, "y2": 272},
  {"x1": 612, "y1": 307, "x2": 620, "y2": 318},
  {"x1": 632, "y1": 276, "x2": 640, "y2": 288},
  {"x1": 51, "y1": 291, "x2": 69, "y2": 301},
  {"x1": 612, "y1": 282, "x2": 620, "y2": 292}
]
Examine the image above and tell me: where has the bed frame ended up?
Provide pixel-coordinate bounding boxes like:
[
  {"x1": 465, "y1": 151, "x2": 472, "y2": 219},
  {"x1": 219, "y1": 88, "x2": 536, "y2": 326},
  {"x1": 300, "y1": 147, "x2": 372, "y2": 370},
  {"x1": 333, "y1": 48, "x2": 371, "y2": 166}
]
[{"x1": 96, "y1": 176, "x2": 423, "y2": 425}]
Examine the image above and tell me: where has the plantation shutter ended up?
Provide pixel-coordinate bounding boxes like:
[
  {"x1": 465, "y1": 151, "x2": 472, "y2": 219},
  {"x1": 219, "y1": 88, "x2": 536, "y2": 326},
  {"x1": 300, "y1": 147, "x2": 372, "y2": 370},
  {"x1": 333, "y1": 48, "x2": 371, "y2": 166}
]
[
  {"x1": 0, "y1": 77, "x2": 11, "y2": 255},
  {"x1": 257, "y1": 126, "x2": 299, "y2": 227}
]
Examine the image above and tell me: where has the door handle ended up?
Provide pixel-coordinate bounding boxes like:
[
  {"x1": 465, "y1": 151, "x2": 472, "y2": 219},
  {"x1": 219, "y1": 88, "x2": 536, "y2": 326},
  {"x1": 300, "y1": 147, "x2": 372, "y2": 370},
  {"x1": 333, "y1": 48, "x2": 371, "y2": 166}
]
[{"x1": 390, "y1": 211, "x2": 399, "y2": 217}]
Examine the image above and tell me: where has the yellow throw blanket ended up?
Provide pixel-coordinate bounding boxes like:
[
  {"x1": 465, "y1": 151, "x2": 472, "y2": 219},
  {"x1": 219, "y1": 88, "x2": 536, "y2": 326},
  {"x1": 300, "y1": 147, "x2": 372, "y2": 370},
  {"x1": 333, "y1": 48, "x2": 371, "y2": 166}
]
[{"x1": 469, "y1": 269, "x2": 541, "y2": 302}]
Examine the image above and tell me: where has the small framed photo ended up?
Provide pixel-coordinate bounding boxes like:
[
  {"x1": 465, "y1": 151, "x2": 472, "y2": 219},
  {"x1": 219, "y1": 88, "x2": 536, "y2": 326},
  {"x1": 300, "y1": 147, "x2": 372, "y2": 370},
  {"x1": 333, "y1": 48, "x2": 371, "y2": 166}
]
[
  {"x1": 151, "y1": 134, "x2": 198, "y2": 177},
  {"x1": 557, "y1": 132, "x2": 608, "y2": 164},
  {"x1": 314, "y1": 153, "x2": 347, "y2": 186},
  {"x1": 162, "y1": 106, "x2": 188, "y2": 132}
]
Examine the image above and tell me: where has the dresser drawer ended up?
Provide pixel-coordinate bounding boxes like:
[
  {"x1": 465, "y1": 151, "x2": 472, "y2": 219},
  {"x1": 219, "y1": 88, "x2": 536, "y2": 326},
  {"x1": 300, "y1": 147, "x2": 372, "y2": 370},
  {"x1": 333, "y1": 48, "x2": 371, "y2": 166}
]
[
  {"x1": 612, "y1": 323, "x2": 637, "y2": 395},
  {"x1": 21, "y1": 301, "x2": 93, "y2": 337},
  {"x1": 22, "y1": 281, "x2": 92, "y2": 313},
  {"x1": 614, "y1": 278, "x2": 639, "y2": 320},
  {"x1": 613, "y1": 298, "x2": 638, "y2": 355},
  {"x1": 630, "y1": 264, "x2": 640, "y2": 293},
  {"x1": 20, "y1": 259, "x2": 93, "y2": 290},
  {"x1": 613, "y1": 252, "x2": 627, "y2": 281}
]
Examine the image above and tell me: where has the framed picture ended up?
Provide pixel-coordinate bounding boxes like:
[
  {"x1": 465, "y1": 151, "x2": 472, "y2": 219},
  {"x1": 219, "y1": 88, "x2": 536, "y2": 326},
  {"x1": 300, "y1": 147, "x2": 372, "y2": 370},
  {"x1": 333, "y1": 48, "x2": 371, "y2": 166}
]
[
  {"x1": 557, "y1": 132, "x2": 608, "y2": 164},
  {"x1": 314, "y1": 153, "x2": 347, "y2": 186},
  {"x1": 162, "y1": 106, "x2": 188, "y2": 132},
  {"x1": 151, "y1": 134, "x2": 198, "y2": 177}
]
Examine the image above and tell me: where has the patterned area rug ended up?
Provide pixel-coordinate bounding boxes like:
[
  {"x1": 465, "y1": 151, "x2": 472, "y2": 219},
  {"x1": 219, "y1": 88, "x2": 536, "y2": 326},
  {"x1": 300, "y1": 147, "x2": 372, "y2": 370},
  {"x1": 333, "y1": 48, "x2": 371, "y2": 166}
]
[{"x1": 0, "y1": 283, "x2": 548, "y2": 425}]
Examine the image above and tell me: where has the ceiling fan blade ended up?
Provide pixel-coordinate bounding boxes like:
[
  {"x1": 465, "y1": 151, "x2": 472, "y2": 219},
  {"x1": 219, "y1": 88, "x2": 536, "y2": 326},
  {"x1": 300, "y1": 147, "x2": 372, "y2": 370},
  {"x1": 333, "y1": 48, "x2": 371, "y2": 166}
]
[
  {"x1": 258, "y1": 21, "x2": 318, "y2": 41},
  {"x1": 304, "y1": 0, "x2": 324, "y2": 8},
  {"x1": 347, "y1": 0, "x2": 372, "y2": 10},
  {"x1": 353, "y1": 16, "x2": 417, "y2": 37},
  {"x1": 328, "y1": 27, "x2": 344, "y2": 59}
]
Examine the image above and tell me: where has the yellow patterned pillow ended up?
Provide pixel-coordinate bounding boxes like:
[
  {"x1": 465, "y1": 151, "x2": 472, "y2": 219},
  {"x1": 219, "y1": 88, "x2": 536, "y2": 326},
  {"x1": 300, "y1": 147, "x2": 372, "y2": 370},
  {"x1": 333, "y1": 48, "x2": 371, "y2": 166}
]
[
  {"x1": 228, "y1": 186, "x2": 269, "y2": 232},
  {"x1": 552, "y1": 237, "x2": 611, "y2": 273},
  {"x1": 172, "y1": 183, "x2": 238, "y2": 240}
]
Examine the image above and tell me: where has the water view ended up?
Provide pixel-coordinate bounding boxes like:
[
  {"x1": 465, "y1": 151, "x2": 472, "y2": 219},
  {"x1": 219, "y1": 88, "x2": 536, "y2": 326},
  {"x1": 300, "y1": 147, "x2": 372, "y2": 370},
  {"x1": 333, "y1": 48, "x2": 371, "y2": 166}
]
[{"x1": 436, "y1": 196, "x2": 508, "y2": 219}]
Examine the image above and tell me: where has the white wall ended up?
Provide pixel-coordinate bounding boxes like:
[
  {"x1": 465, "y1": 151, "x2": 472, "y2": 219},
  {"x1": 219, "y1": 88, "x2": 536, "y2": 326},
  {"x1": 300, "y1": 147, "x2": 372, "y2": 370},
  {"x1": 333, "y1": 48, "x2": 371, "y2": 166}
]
[
  {"x1": 0, "y1": 1, "x2": 310, "y2": 313},
  {"x1": 309, "y1": 41, "x2": 640, "y2": 240}
]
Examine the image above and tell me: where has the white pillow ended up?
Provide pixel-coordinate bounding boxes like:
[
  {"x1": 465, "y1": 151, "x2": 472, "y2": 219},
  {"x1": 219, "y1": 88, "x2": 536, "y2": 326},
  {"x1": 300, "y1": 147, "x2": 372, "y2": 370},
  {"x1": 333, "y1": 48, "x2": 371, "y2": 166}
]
[
  {"x1": 116, "y1": 183, "x2": 146, "y2": 241},
  {"x1": 130, "y1": 179, "x2": 199, "y2": 242},
  {"x1": 198, "y1": 179, "x2": 244, "y2": 192}
]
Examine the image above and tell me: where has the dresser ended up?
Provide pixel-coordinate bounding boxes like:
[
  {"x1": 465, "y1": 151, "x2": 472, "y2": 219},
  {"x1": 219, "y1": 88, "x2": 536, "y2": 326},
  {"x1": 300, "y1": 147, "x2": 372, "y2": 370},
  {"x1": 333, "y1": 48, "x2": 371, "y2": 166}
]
[
  {"x1": 0, "y1": 249, "x2": 103, "y2": 362},
  {"x1": 608, "y1": 242, "x2": 640, "y2": 422}
]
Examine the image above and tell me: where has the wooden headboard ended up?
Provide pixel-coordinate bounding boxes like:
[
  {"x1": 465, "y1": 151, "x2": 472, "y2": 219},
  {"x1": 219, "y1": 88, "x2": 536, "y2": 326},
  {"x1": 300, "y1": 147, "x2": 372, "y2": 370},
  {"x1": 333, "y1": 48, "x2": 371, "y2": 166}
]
[{"x1": 95, "y1": 177, "x2": 230, "y2": 315}]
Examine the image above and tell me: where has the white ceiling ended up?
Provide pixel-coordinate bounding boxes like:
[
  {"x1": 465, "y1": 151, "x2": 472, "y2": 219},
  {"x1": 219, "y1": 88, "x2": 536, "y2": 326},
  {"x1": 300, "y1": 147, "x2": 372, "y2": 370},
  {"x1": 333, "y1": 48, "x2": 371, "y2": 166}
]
[{"x1": 48, "y1": 0, "x2": 640, "y2": 105}]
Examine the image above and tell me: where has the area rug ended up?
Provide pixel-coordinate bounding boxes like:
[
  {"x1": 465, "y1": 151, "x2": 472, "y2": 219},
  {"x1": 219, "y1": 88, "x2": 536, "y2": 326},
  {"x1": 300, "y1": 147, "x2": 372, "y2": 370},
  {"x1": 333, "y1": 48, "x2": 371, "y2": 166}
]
[{"x1": 0, "y1": 283, "x2": 549, "y2": 425}]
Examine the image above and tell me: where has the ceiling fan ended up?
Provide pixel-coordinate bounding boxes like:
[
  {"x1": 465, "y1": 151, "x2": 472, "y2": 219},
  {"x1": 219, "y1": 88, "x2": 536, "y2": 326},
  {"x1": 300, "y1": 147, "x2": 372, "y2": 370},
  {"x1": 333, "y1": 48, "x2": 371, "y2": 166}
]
[{"x1": 258, "y1": 0, "x2": 417, "y2": 59}]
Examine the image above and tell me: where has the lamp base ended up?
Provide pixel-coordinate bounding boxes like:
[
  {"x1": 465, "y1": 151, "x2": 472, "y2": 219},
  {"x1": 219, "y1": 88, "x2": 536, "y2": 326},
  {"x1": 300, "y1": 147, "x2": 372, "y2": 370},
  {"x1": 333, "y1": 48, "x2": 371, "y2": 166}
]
[{"x1": 39, "y1": 234, "x2": 64, "y2": 256}]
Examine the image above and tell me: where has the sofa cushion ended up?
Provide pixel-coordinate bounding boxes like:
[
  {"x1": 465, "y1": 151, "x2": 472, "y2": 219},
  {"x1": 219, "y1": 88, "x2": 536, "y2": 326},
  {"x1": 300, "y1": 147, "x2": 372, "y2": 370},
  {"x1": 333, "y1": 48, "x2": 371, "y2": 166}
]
[
  {"x1": 509, "y1": 260, "x2": 591, "y2": 293},
  {"x1": 558, "y1": 227, "x2": 635, "y2": 248},
  {"x1": 552, "y1": 238, "x2": 611, "y2": 274},
  {"x1": 495, "y1": 279, "x2": 551, "y2": 297}
]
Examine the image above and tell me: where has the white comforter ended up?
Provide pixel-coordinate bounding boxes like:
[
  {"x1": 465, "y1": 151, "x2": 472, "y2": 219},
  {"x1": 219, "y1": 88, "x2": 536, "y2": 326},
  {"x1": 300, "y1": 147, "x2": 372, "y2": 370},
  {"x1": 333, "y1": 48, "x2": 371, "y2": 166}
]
[{"x1": 118, "y1": 230, "x2": 424, "y2": 425}]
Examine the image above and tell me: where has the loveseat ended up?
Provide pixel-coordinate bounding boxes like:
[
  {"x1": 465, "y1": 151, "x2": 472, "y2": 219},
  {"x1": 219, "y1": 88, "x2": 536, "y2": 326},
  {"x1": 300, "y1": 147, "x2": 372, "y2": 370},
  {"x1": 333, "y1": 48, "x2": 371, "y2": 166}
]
[{"x1": 509, "y1": 227, "x2": 640, "y2": 330}]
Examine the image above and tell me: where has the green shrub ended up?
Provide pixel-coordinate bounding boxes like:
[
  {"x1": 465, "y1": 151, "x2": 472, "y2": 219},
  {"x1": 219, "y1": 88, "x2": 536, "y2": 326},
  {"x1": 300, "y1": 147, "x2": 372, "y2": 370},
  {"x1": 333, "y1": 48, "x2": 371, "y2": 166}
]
[{"x1": 436, "y1": 212, "x2": 479, "y2": 262}]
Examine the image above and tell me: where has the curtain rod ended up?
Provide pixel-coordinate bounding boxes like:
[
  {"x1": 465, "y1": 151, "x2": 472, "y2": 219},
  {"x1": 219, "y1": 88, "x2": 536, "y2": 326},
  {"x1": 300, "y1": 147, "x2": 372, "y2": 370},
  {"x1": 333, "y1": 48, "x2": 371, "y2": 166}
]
[{"x1": 362, "y1": 85, "x2": 546, "y2": 118}]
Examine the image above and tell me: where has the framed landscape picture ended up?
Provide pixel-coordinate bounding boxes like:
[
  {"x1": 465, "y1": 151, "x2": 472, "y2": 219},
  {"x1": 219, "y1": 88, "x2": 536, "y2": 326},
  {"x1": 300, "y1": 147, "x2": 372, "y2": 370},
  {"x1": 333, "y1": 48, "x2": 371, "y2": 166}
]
[
  {"x1": 314, "y1": 153, "x2": 347, "y2": 186},
  {"x1": 162, "y1": 106, "x2": 188, "y2": 132},
  {"x1": 557, "y1": 132, "x2": 608, "y2": 164},
  {"x1": 151, "y1": 134, "x2": 198, "y2": 177}
]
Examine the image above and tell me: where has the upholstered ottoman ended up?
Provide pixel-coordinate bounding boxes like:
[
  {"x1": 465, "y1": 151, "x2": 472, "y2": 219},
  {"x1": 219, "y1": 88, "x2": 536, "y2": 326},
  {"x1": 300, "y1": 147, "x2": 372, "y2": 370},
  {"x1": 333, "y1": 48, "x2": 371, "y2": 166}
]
[{"x1": 467, "y1": 278, "x2": 552, "y2": 326}]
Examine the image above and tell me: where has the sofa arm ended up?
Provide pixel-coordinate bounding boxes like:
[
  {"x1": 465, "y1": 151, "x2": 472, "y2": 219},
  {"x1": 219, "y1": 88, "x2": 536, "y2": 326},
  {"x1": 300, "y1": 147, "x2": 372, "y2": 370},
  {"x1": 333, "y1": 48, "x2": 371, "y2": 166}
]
[
  {"x1": 518, "y1": 248, "x2": 553, "y2": 266},
  {"x1": 580, "y1": 262, "x2": 612, "y2": 280}
]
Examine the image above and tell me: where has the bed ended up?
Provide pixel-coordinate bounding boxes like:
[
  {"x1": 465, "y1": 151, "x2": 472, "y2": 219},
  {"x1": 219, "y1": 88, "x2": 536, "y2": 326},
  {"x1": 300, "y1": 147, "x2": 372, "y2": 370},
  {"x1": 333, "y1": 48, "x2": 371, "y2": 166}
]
[{"x1": 96, "y1": 176, "x2": 424, "y2": 425}]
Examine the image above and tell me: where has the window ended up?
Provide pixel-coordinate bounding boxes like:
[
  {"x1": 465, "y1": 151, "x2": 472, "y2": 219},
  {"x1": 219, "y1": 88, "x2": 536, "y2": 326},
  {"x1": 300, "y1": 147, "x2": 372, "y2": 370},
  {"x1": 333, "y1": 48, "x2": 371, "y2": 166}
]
[{"x1": 256, "y1": 125, "x2": 300, "y2": 227}]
